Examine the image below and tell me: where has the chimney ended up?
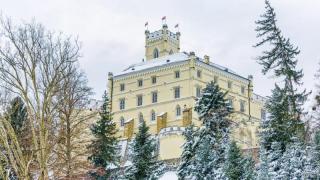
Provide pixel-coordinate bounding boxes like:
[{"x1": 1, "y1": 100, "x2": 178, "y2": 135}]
[{"x1": 204, "y1": 55, "x2": 210, "y2": 64}]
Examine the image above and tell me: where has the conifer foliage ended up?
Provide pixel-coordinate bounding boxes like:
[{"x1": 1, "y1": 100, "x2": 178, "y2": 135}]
[
  {"x1": 255, "y1": 0, "x2": 308, "y2": 148},
  {"x1": 87, "y1": 92, "x2": 119, "y2": 179},
  {"x1": 123, "y1": 120, "x2": 164, "y2": 180},
  {"x1": 224, "y1": 141, "x2": 256, "y2": 180},
  {"x1": 178, "y1": 81, "x2": 232, "y2": 179}
]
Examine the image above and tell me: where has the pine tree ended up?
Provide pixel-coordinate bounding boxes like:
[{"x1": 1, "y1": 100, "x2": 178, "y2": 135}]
[
  {"x1": 224, "y1": 141, "x2": 256, "y2": 180},
  {"x1": 241, "y1": 156, "x2": 257, "y2": 180},
  {"x1": 278, "y1": 138, "x2": 306, "y2": 179},
  {"x1": 257, "y1": 147, "x2": 270, "y2": 180},
  {"x1": 87, "y1": 92, "x2": 119, "y2": 179},
  {"x1": 267, "y1": 142, "x2": 283, "y2": 179},
  {"x1": 181, "y1": 81, "x2": 232, "y2": 179},
  {"x1": 224, "y1": 141, "x2": 243, "y2": 180},
  {"x1": 255, "y1": 0, "x2": 308, "y2": 149},
  {"x1": 177, "y1": 124, "x2": 197, "y2": 179},
  {"x1": 123, "y1": 120, "x2": 164, "y2": 180}
]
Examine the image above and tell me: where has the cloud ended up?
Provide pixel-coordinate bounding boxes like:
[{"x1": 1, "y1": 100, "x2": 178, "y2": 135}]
[{"x1": 0, "y1": 0, "x2": 319, "y2": 102}]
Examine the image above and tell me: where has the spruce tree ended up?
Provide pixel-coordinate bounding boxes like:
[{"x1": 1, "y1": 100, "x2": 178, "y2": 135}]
[
  {"x1": 180, "y1": 81, "x2": 232, "y2": 179},
  {"x1": 224, "y1": 141, "x2": 243, "y2": 180},
  {"x1": 87, "y1": 92, "x2": 119, "y2": 179},
  {"x1": 123, "y1": 120, "x2": 164, "y2": 180},
  {"x1": 177, "y1": 124, "x2": 197, "y2": 179},
  {"x1": 255, "y1": 0, "x2": 308, "y2": 149},
  {"x1": 241, "y1": 156, "x2": 257, "y2": 180},
  {"x1": 224, "y1": 141, "x2": 256, "y2": 180}
]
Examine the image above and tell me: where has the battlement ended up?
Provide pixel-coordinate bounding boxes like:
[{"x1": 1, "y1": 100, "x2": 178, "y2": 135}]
[{"x1": 145, "y1": 24, "x2": 180, "y2": 60}]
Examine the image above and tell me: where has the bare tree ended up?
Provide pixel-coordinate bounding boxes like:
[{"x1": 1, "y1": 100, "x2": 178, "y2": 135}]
[
  {"x1": 52, "y1": 64, "x2": 96, "y2": 179},
  {"x1": 0, "y1": 17, "x2": 81, "y2": 179}
]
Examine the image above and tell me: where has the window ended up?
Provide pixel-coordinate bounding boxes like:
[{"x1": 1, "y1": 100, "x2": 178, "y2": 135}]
[
  {"x1": 153, "y1": 48, "x2": 159, "y2": 58},
  {"x1": 196, "y1": 87, "x2": 201, "y2": 98},
  {"x1": 152, "y1": 91, "x2": 158, "y2": 103},
  {"x1": 120, "y1": 117, "x2": 125, "y2": 127},
  {"x1": 228, "y1": 98, "x2": 233, "y2": 108},
  {"x1": 151, "y1": 110, "x2": 156, "y2": 121},
  {"x1": 138, "y1": 79, "x2": 143, "y2": 87},
  {"x1": 197, "y1": 70, "x2": 202, "y2": 78},
  {"x1": 176, "y1": 105, "x2": 181, "y2": 117},
  {"x1": 137, "y1": 95, "x2": 143, "y2": 106},
  {"x1": 214, "y1": 76, "x2": 218, "y2": 84},
  {"x1": 139, "y1": 113, "x2": 144, "y2": 123},
  {"x1": 175, "y1": 71, "x2": 180, "y2": 78},
  {"x1": 151, "y1": 76, "x2": 157, "y2": 84},
  {"x1": 119, "y1": 98, "x2": 125, "y2": 110},
  {"x1": 169, "y1": 49, "x2": 174, "y2": 55},
  {"x1": 228, "y1": 81, "x2": 232, "y2": 89},
  {"x1": 120, "y1": 83, "x2": 125, "y2": 91},
  {"x1": 174, "y1": 87, "x2": 180, "y2": 99},
  {"x1": 240, "y1": 100, "x2": 245, "y2": 113},
  {"x1": 241, "y1": 86, "x2": 245, "y2": 94},
  {"x1": 261, "y1": 109, "x2": 266, "y2": 121}
]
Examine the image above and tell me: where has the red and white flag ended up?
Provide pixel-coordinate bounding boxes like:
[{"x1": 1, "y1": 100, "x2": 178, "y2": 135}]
[
  {"x1": 174, "y1": 24, "x2": 179, "y2": 28},
  {"x1": 145, "y1": 22, "x2": 148, "y2": 27},
  {"x1": 162, "y1": 16, "x2": 166, "y2": 20}
]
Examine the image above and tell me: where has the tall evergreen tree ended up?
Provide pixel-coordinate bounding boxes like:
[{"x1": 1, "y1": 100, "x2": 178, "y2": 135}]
[
  {"x1": 255, "y1": 0, "x2": 308, "y2": 150},
  {"x1": 178, "y1": 81, "x2": 232, "y2": 179},
  {"x1": 87, "y1": 92, "x2": 119, "y2": 179},
  {"x1": 123, "y1": 120, "x2": 164, "y2": 180},
  {"x1": 224, "y1": 141, "x2": 243, "y2": 180},
  {"x1": 177, "y1": 124, "x2": 197, "y2": 179},
  {"x1": 224, "y1": 141, "x2": 256, "y2": 180}
]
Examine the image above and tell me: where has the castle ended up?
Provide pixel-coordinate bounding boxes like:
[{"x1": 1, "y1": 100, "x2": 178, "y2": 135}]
[{"x1": 107, "y1": 23, "x2": 266, "y2": 163}]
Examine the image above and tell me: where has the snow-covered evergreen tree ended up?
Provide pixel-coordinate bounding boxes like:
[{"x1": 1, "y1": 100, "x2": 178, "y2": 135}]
[
  {"x1": 224, "y1": 141, "x2": 244, "y2": 180},
  {"x1": 123, "y1": 120, "x2": 164, "y2": 180},
  {"x1": 267, "y1": 142, "x2": 283, "y2": 179},
  {"x1": 87, "y1": 92, "x2": 119, "y2": 179},
  {"x1": 257, "y1": 147, "x2": 269, "y2": 180},
  {"x1": 185, "y1": 81, "x2": 232, "y2": 179},
  {"x1": 177, "y1": 124, "x2": 197, "y2": 179},
  {"x1": 255, "y1": 0, "x2": 308, "y2": 149},
  {"x1": 241, "y1": 155, "x2": 257, "y2": 180},
  {"x1": 278, "y1": 138, "x2": 306, "y2": 179}
]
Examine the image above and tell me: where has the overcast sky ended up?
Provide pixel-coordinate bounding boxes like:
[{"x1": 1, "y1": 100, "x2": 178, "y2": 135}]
[{"x1": 1, "y1": 0, "x2": 319, "y2": 104}]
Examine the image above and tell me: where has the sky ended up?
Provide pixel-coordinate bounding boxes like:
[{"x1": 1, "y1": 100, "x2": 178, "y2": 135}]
[{"x1": 0, "y1": 0, "x2": 319, "y2": 105}]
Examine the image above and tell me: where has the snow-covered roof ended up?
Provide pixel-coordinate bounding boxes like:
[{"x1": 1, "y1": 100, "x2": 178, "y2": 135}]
[
  {"x1": 114, "y1": 52, "x2": 189, "y2": 77},
  {"x1": 113, "y1": 52, "x2": 248, "y2": 81},
  {"x1": 125, "y1": 118, "x2": 133, "y2": 123}
]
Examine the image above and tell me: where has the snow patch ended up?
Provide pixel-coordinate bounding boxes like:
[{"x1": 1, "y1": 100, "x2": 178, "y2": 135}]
[{"x1": 159, "y1": 171, "x2": 178, "y2": 180}]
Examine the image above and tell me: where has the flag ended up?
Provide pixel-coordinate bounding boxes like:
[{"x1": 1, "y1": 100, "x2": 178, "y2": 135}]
[
  {"x1": 145, "y1": 22, "x2": 148, "y2": 26},
  {"x1": 175, "y1": 24, "x2": 179, "y2": 28},
  {"x1": 162, "y1": 16, "x2": 166, "y2": 20}
]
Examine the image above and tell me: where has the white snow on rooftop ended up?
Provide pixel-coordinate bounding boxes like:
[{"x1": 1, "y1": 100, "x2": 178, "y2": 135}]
[
  {"x1": 113, "y1": 52, "x2": 246, "y2": 80},
  {"x1": 114, "y1": 52, "x2": 189, "y2": 77}
]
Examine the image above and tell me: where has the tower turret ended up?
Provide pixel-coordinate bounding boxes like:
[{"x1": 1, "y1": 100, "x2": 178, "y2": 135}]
[{"x1": 145, "y1": 23, "x2": 180, "y2": 61}]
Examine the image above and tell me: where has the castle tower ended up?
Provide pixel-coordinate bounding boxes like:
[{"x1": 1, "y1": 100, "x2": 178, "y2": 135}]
[{"x1": 145, "y1": 24, "x2": 180, "y2": 61}]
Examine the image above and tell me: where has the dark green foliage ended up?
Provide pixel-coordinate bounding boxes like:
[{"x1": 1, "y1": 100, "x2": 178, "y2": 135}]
[
  {"x1": 5, "y1": 96, "x2": 28, "y2": 136},
  {"x1": 178, "y1": 81, "x2": 233, "y2": 179},
  {"x1": 255, "y1": 0, "x2": 308, "y2": 149},
  {"x1": 177, "y1": 124, "x2": 196, "y2": 179},
  {"x1": 224, "y1": 141, "x2": 256, "y2": 180},
  {"x1": 225, "y1": 141, "x2": 243, "y2": 180},
  {"x1": 87, "y1": 92, "x2": 119, "y2": 179},
  {"x1": 124, "y1": 120, "x2": 164, "y2": 180}
]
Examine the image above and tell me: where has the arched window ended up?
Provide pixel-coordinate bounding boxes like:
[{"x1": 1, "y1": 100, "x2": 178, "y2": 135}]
[
  {"x1": 176, "y1": 105, "x2": 181, "y2": 117},
  {"x1": 153, "y1": 48, "x2": 159, "y2": 58},
  {"x1": 139, "y1": 112, "x2": 144, "y2": 123},
  {"x1": 151, "y1": 110, "x2": 156, "y2": 121},
  {"x1": 120, "y1": 117, "x2": 125, "y2": 127},
  {"x1": 169, "y1": 49, "x2": 173, "y2": 55}
]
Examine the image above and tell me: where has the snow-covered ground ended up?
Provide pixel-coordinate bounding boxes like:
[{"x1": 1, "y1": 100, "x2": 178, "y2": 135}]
[{"x1": 159, "y1": 171, "x2": 178, "y2": 180}]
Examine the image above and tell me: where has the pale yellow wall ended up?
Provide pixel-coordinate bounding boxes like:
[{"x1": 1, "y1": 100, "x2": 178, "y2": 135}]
[
  {"x1": 159, "y1": 134, "x2": 184, "y2": 160},
  {"x1": 110, "y1": 56, "x2": 266, "y2": 160}
]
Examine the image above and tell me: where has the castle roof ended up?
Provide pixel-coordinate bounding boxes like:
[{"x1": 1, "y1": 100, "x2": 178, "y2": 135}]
[{"x1": 113, "y1": 52, "x2": 248, "y2": 82}]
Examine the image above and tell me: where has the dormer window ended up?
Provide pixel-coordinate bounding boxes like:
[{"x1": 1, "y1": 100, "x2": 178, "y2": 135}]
[{"x1": 153, "y1": 48, "x2": 159, "y2": 58}]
